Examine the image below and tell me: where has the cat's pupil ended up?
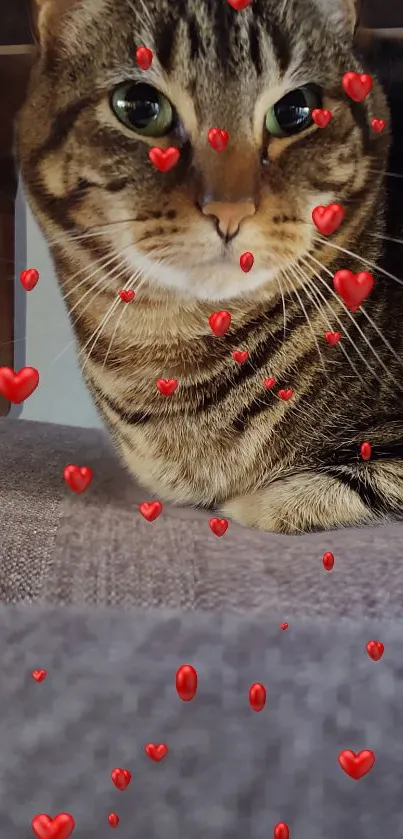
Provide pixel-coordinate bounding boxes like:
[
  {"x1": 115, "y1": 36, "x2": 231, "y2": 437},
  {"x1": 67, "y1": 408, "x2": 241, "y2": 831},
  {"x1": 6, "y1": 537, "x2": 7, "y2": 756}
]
[
  {"x1": 116, "y1": 83, "x2": 160, "y2": 128},
  {"x1": 274, "y1": 89, "x2": 311, "y2": 133}
]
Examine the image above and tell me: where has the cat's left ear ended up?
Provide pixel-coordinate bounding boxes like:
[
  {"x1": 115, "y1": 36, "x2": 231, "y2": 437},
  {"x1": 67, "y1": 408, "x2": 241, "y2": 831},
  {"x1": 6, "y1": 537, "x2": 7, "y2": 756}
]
[
  {"x1": 30, "y1": 0, "x2": 80, "y2": 46},
  {"x1": 314, "y1": 0, "x2": 362, "y2": 34}
]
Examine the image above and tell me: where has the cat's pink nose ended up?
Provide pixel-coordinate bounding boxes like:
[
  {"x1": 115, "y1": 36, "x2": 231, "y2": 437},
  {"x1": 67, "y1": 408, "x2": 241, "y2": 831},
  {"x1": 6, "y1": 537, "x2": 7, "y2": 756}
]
[{"x1": 201, "y1": 201, "x2": 256, "y2": 240}]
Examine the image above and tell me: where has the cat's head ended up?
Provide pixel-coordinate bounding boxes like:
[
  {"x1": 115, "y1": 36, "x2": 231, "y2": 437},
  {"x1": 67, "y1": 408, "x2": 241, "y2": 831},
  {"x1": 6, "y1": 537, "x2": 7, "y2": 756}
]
[{"x1": 18, "y1": 0, "x2": 388, "y2": 302}]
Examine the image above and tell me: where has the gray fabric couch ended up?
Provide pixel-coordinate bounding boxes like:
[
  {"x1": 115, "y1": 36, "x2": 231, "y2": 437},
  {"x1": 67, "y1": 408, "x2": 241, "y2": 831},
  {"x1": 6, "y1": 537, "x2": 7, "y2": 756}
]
[{"x1": 1, "y1": 416, "x2": 403, "y2": 839}]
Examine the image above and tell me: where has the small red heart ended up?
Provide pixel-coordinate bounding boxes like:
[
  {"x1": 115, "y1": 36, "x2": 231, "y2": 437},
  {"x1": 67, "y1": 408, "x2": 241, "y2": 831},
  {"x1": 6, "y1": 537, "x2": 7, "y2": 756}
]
[
  {"x1": 148, "y1": 147, "x2": 180, "y2": 172},
  {"x1": 322, "y1": 551, "x2": 335, "y2": 571},
  {"x1": 274, "y1": 823, "x2": 290, "y2": 839},
  {"x1": 156, "y1": 378, "x2": 178, "y2": 396},
  {"x1": 312, "y1": 108, "x2": 332, "y2": 128},
  {"x1": 263, "y1": 377, "x2": 277, "y2": 390},
  {"x1": 209, "y1": 310, "x2": 232, "y2": 337},
  {"x1": 312, "y1": 203, "x2": 345, "y2": 236},
  {"x1": 20, "y1": 268, "x2": 40, "y2": 291},
  {"x1": 232, "y1": 350, "x2": 249, "y2": 364},
  {"x1": 32, "y1": 669, "x2": 47, "y2": 682},
  {"x1": 31, "y1": 813, "x2": 75, "y2": 839},
  {"x1": 249, "y1": 682, "x2": 266, "y2": 712},
  {"x1": 0, "y1": 366, "x2": 39, "y2": 404},
  {"x1": 226, "y1": 0, "x2": 252, "y2": 8},
  {"x1": 278, "y1": 389, "x2": 294, "y2": 401},
  {"x1": 338, "y1": 749, "x2": 375, "y2": 780},
  {"x1": 207, "y1": 127, "x2": 229, "y2": 152},
  {"x1": 63, "y1": 465, "x2": 93, "y2": 494},
  {"x1": 279, "y1": 623, "x2": 289, "y2": 631},
  {"x1": 111, "y1": 768, "x2": 132, "y2": 791},
  {"x1": 325, "y1": 331, "x2": 342, "y2": 345},
  {"x1": 108, "y1": 813, "x2": 120, "y2": 828},
  {"x1": 145, "y1": 743, "x2": 168, "y2": 762},
  {"x1": 342, "y1": 72, "x2": 373, "y2": 102},
  {"x1": 176, "y1": 665, "x2": 198, "y2": 702},
  {"x1": 366, "y1": 640, "x2": 384, "y2": 661},
  {"x1": 139, "y1": 501, "x2": 163, "y2": 522},
  {"x1": 208, "y1": 517, "x2": 229, "y2": 537},
  {"x1": 333, "y1": 270, "x2": 374, "y2": 311},
  {"x1": 371, "y1": 118, "x2": 386, "y2": 134},
  {"x1": 135, "y1": 46, "x2": 153, "y2": 70},
  {"x1": 360, "y1": 441, "x2": 372, "y2": 461},
  {"x1": 240, "y1": 251, "x2": 254, "y2": 272},
  {"x1": 119, "y1": 289, "x2": 135, "y2": 302}
]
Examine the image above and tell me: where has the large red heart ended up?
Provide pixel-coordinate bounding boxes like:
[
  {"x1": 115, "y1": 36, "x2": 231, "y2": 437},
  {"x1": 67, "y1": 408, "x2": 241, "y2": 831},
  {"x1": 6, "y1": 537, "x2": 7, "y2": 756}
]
[
  {"x1": 342, "y1": 72, "x2": 373, "y2": 102},
  {"x1": 325, "y1": 331, "x2": 342, "y2": 345},
  {"x1": 312, "y1": 108, "x2": 332, "y2": 128},
  {"x1": 156, "y1": 378, "x2": 178, "y2": 396},
  {"x1": 208, "y1": 310, "x2": 232, "y2": 337},
  {"x1": 274, "y1": 824, "x2": 289, "y2": 839},
  {"x1": 31, "y1": 813, "x2": 75, "y2": 839},
  {"x1": 20, "y1": 268, "x2": 40, "y2": 291},
  {"x1": 32, "y1": 669, "x2": 47, "y2": 682},
  {"x1": 366, "y1": 640, "x2": 384, "y2": 661},
  {"x1": 145, "y1": 743, "x2": 168, "y2": 761},
  {"x1": 338, "y1": 749, "x2": 375, "y2": 780},
  {"x1": 148, "y1": 147, "x2": 180, "y2": 172},
  {"x1": 135, "y1": 46, "x2": 153, "y2": 70},
  {"x1": 208, "y1": 518, "x2": 229, "y2": 537},
  {"x1": 0, "y1": 366, "x2": 39, "y2": 404},
  {"x1": 278, "y1": 389, "x2": 294, "y2": 401},
  {"x1": 333, "y1": 270, "x2": 374, "y2": 311},
  {"x1": 63, "y1": 465, "x2": 93, "y2": 494},
  {"x1": 119, "y1": 289, "x2": 135, "y2": 303},
  {"x1": 111, "y1": 768, "x2": 132, "y2": 790},
  {"x1": 240, "y1": 251, "x2": 254, "y2": 273},
  {"x1": 371, "y1": 118, "x2": 386, "y2": 134},
  {"x1": 139, "y1": 501, "x2": 163, "y2": 522},
  {"x1": 232, "y1": 350, "x2": 249, "y2": 364},
  {"x1": 312, "y1": 203, "x2": 344, "y2": 236},
  {"x1": 207, "y1": 128, "x2": 229, "y2": 152}
]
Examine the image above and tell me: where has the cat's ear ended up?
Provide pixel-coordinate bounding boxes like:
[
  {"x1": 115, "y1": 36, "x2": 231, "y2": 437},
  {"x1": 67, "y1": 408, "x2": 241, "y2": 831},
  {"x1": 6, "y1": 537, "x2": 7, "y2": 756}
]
[
  {"x1": 30, "y1": 0, "x2": 80, "y2": 46},
  {"x1": 314, "y1": 0, "x2": 362, "y2": 34}
]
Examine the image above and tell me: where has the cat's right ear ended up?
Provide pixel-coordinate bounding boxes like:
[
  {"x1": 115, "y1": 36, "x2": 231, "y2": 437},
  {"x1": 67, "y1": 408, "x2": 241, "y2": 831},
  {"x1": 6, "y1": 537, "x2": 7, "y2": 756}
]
[{"x1": 30, "y1": 0, "x2": 79, "y2": 47}]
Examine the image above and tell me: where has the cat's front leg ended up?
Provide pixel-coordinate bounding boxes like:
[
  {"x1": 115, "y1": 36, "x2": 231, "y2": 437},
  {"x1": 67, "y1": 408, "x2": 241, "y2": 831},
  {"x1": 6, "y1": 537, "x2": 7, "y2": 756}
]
[{"x1": 221, "y1": 463, "x2": 403, "y2": 534}]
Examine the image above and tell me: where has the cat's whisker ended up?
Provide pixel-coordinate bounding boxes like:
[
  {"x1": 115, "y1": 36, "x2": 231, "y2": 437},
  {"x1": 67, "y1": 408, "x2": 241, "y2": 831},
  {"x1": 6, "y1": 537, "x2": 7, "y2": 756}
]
[
  {"x1": 283, "y1": 265, "x2": 329, "y2": 377},
  {"x1": 368, "y1": 232, "x2": 403, "y2": 246},
  {"x1": 306, "y1": 252, "x2": 403, "y2": 391},
  {"x1": 368, "y1": 168, "x2": 403, "y2": 179},
  {"x1": 275, "y1": 275, "x2": 287, "y2": 341},
  {"x1": 315, "y1": 233, "x2": 403, "y2": 288}
]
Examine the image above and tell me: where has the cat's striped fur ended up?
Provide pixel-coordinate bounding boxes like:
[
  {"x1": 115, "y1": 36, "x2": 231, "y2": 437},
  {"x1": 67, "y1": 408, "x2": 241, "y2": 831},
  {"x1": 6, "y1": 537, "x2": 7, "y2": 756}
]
[{"x1": 17, "y1": 0, "x2": 403, "y2": 532}]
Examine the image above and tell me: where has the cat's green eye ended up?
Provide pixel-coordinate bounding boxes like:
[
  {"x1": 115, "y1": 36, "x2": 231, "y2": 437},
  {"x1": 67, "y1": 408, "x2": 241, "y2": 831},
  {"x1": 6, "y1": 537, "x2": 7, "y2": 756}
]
[
  {"x1": 265, "y1": 85, "x2": 322, "y2": 138},
  {"x1": 111, "y1": 82, "x2": 175, "y2": 137}
]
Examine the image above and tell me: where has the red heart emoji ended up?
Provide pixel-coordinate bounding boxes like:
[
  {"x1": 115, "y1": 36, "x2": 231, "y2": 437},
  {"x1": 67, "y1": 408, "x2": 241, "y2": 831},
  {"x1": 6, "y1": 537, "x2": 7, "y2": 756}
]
[
  {"x1": 249, "y1": 682, "x2": 266, "y2": 712},
  {"x1": 325, "y1": 331, "x2": 342, "y2": 345},
  {"x1": 20, "y1": 268, "x2": 40, "y2": 291},
  {"x1": 226, "y1": 0, "x2": 252, "y2": 8},
  {"x1": 366, "y1": 640, "x2": 384, "y2": 661},
  {"x1": 208, "y1": 517, "x2": 229, "y2": 537},
  {"x1": 135, "y1": 46, "x2": 153, "y2": 70},
  {"x1": 63, "y1": 465, "x2": 93, "y2": 494},
  {"x1": 312, "y1": 108, "x2": 332, "y2": 128},
  {"x1": 263, "y1": 377, "x2": 277, "y2": 390},
  {"x1": 240, "y1": 251, "x2": 254, "y2": 272},
  {"x1": 312, "y1": 203, "x2": 345, "y2": 236},
  {"x1": 209, "y1": 310, "x2": 232, "y2": 337},
  {"x1": 176, "y1": 665, "x2": 198, "y2": 702},
  {"x1": 156, "y1": 378, "x2": 178, "y2": 396},
  {"x1": 145, "y1": 743, "x2": 168, "y2": 762},
  {"x1": 148, "y1": 147, "x2": 180, "y2": 172},
  {"x1": 207, "y1": 128, "x2": 229, "y2": 152},
  {"x1": 111, "y1": 768, "x2": 132, "y2": 791},
  {"x1": 232, "y1": 350, "x2": 249, "y2": 364},
  {"x1": 278, "y1": 389, "x2": 294, "y2": 401},
  {"x1": 139, "y1": 501, "x2": 163, "y2": 522},
  {"x1": 371, "y1": 118, "x2": 386, "y2": 134},
  {"x1": 0, "y1": 366, "x2": 39, "y2": 404},
  {"x1": 342, "y1": 72, "x2": 373, "y2": 102},
  {"x1": 108, "y1": 813, "x2": 120, "y2": 827},
  {"x1": 274, "y1": 823, "x2": 290, "y2": 839},
  {"x1": 119, "y1": 289, "x2": 135, "y2": 302},
  {"x1": 338, "y1": 749, "x2": 375, "y2": 780},
  {"x1": 360, "y1": 441, "x2": 372, "y2": 461},
  {"x1": 333, "y1": 270, "x2": 374, "y2": 311},
  {"x1": 279, "y1": 623, "x2": 289, "y2": 631},
  {"x1": 322, "y1": 551, "x2": 335, "y2": 571},
  {"x1": 32, "y1": 669, "x2": 47, "y2": 682},
  {"x1": 31, "y1": 813, "x2": 75, "y2": 839}
]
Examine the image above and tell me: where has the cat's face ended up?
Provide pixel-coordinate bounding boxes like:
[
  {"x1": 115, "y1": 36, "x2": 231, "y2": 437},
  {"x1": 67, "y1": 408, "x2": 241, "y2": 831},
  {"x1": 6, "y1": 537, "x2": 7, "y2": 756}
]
[{"x1": 19, "y1": 0, "x2": 387, "y2": 302}]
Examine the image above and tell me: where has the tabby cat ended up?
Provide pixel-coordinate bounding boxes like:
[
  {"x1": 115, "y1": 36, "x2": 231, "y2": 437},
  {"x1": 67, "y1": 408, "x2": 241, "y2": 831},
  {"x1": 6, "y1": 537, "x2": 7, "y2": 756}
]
[{"x1": 17, "y1": 0, "x2": 403, "y2": 533}]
